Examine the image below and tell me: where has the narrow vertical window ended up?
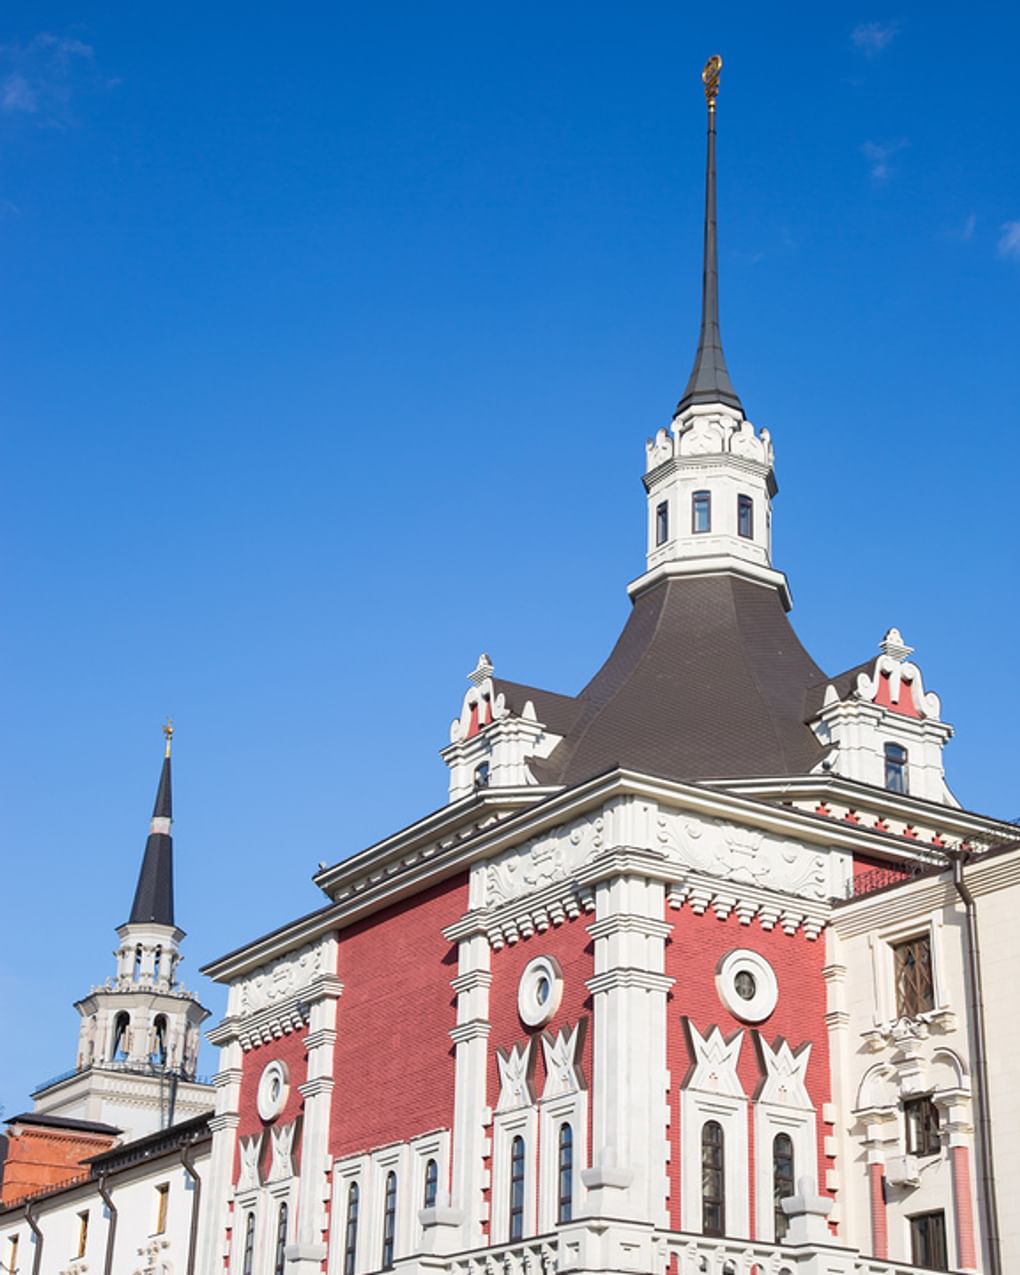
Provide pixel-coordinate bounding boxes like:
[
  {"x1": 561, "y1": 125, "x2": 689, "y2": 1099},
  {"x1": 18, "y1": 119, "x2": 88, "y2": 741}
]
[
  {"x1": 133, "y1": 945, "x2": 143, "y2": 982},
  {"x1": 692, "y1": 490, "x2": 711, "y2": 533},
  {"x1": 894, "y1": 936, "x2": 934, "y2": 1018},
  {"x1": 905, "y1": 1097, "x2": 942, "y2": 1156},
  {"x1": 509, "y1": 1134, "x2": 526, "y2": 1241},
  {"x1": 77, "y1": 1211, "x2": 90, "y2": 1258},
  {"x1": 112, "y1": 1012, "x2": 130, "y2": 1061},
  {"x1": 737, "y1": 494, "x2": 753, "y2": 539},
  {"x1": 155, "y1": 1182, "x2": 169, "y2": 1234},
  {"x1": 655, "y1": 501, "x2": 669, "y2": 546},
  {"x1": 273, "y1": 1202, "x2": 289, "y2": 1275},
  {"x1": 381, "y1": 1170, "x2": 397, "y2": 1270},
  {"x1": 773, "y1": 1133, "x2": 794, "y2": 1241},
  {"x1": 557, "y1": 1123, "x2": 573, "y2": 1224},
  {"x1": 8, "y1": 1236, "x2": 18, "y2": 1274},
  {"x1": 701, "y1": 1121, "x2": 725, "y2": 1237},
  {"x1": 909, "y1": 1211, "x2": 948, "y2": 1270},
  {"x1": 153, "y1": 945, "x2": 162, "y2": 982},
  {"x1": 343, "y1": 1182, "x2": 359, "y2": 1275},
  {"x1": 884, "y1": 742, "x2": 908, "y2": 793},
  {"x1": 423, "y1": 1158, "x2": 438, "y2": 1210},
  {"x1": 242, "y1": 1211, "x2": 256, "y2": 1275}
]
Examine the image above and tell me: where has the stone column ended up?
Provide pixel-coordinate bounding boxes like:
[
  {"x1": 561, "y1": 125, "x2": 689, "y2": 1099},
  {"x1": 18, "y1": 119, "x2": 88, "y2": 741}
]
[
  {"x1": 197, "y1": 1035, "x2": 242, "y2": 1275},
  {"x1": 867, "y1": 1162, "x2": 888, "y2": 1259},
  {"x1": 288, "y1": 956, "x2": 342, "y2": 1273},
  {"x1": 446, "y1": 920, "x2": 490, "y2": 1249},
  {"x1": 579, "y1": 847, "x2": 675, "y2": 1228},
  {"x1": 942, "y1": 1094, "x2": 977, "y2": 1272},
  {"x1": 857, "y1": 1110, "x2": 897, "y2": 1262}
]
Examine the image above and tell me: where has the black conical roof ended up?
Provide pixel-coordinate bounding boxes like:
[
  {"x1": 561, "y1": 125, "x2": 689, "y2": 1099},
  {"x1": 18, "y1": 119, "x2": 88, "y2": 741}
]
[
  {"x1": 675, "y1": 81, "x2": 743, "y2": 417},
  {"x1": 127, "y1": 751, "x2": 175, "y2": 927}
]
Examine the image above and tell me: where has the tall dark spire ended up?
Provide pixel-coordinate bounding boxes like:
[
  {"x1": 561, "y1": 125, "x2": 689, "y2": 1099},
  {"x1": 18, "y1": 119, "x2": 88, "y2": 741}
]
[
  {"x1": 127, "y1": 722, "x2": 175, "y2": 927},
  {"x1": 675, "y1": 55, "x2": 744, "y2": 418}
]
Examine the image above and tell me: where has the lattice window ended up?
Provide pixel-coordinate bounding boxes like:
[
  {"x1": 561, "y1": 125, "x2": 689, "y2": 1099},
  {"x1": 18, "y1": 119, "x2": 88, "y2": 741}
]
[
  {"x1": 509, "y1": 1135, "x2": 526, "y2": 1240},
  {"x1": 894, "y1": 935, "x2": 935, "y2": 1018},
  {"x1": 557, "y1": 1123, "x2": 573, "y2": 1224},
  {"x1": 701, "y1": 1120, "x2": 725, "y2": 1237},
  {"x1": 773, "y1": 1133, "x2": 794, "y2": 1240},
  {"x1": 343, "y1": 1182, "x2": 359, "y2": 1275},
  {"x1": 905, "y1": 1096, "x2": 942, "y2": 1157}
]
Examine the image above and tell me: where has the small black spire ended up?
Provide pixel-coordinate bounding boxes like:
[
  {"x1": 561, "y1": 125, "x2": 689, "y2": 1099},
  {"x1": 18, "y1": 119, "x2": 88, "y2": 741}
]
[
  {"x1": 675, "y1": 55, "x2": 744, "y2": 418},
  {"x1": 127, "y1": 724, "x2": 175, "y2": 927}
]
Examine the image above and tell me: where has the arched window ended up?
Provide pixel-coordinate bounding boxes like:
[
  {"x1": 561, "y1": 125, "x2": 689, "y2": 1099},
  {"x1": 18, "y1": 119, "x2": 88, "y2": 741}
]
[
  {"x1": 241, "y1": 1211, "x2": 256, "y2": 1275},
  {"x1": 773, "y1": 1132, "x2": 795, "y2": 1240},
  {"x1": 153, "y1": 945, "x2": 162, "y2": 982},
  {"x1": 509, "y1": 1134, "x2": 526, "y2": 1240},
  {"x1": 692, "y1": 490, "x2": 711, "y2": 534},
  {"x1": 557, "y1": 1122, "x2": 573, "y2": 1224},
  {"x1": 423, "y1": 1158, "x2": 438, "y2": 1210},
  {"x1": 112, "y1": 1011, "x2": 130, "y2": 1061},
  {"x1": 885, "y1": 742, "x2": 908, "y2": 793},
  {"x1": 150, "y1": 1014, "x2": 168, "y2": 1066},
  {"x1": 381, "y1": 1170, "x2": 397, "y2": 1269},
  {"x1": 133, "y1": 945, "x2": 143, "y2": 982},
  {"x1": 473, "y1": 761, "x2": 490, "y2": 790},
  {"x1": 701, "y1": 1120, "x2": 725, "y2": 1237},
  {"x1": 273, "y1": 1201, "x2": 288, "y2": 1275},
  {"x1": 343, "y1": 1181, "x2": 359, "y2": 1275}
]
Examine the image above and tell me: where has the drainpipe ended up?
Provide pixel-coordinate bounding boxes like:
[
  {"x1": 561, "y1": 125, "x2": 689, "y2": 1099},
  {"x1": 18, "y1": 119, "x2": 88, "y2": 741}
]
[
  {"x1": 97, "y1": 1173, "x2": 118, "y2": 1275},
  {"x1": 951, "y1": 850, "x2": 1002, "y2": 1275},
  {"x1": 181, "y1": 1138, "x2": 202, "y2": 1275},
  {"x1": 23, "y1": 1202, "x2": 42, "y2": 1275}
]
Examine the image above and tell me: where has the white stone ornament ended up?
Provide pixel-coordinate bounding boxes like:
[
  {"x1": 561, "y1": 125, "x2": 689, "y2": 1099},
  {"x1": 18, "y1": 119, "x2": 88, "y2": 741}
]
[
  {"x1": 517, "y1": 955, "x2": 563, "y2": 1028},
  {"x1": 496, "y1": 1042, "x2": 535, "y2": 1111},
  {"x1": 257, "y1": 1058, "x2": 290, "y2": 1122},
  {"x1": 715, "y1": 948, "x2": 779, "y2": 1023},
  {"x1": 268, "y1": 1118, "x2": 297, "y2": 1182}
]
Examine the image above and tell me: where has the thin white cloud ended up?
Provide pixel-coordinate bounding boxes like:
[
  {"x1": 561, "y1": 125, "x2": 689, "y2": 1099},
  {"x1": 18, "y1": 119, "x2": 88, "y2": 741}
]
[
  {"x1": 961, "y1": 213, "x2": 977, "y2": 242},
  {"x1": 998, "y1": 222, "x2": 1020, "y2": 261},
  {"x1": 860, "y1": 138, "x2": 908, "y2": 181},
  {"x1": 0, "y1": 31, "x2": 98, "y2": 123},
  {"x1": 852, "y1": 21, "x2": 901, "y2": 55}
]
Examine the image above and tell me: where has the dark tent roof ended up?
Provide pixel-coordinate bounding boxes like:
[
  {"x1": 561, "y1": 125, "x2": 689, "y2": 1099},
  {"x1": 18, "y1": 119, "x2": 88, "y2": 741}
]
[
  {"x1": 524, "y1": 574, "x2": 827, "y2": 787},
  {"x1": 127, "y1": 752, "x2": 175, "y2": 927}
]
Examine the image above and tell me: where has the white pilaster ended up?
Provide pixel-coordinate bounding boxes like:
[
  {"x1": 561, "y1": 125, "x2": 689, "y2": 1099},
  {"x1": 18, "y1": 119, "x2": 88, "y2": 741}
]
[{"x1": 448, "y1": 925, "x2": 490, "y2": 1247}]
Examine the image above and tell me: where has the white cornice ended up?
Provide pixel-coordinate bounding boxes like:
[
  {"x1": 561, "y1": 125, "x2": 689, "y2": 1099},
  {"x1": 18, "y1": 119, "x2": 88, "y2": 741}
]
[
  {"x1": 626, "y1": 558, "x2": 793, "y2": 610},
  {"x1": 204, "y1": 769, "x2": 959, "y2": 983}
]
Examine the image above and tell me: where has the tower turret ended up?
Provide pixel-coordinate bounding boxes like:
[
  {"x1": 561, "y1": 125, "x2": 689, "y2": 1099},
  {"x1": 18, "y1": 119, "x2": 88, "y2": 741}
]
[{"x1": 31, "y1": 726, "x2": 214, "y2": 1138}]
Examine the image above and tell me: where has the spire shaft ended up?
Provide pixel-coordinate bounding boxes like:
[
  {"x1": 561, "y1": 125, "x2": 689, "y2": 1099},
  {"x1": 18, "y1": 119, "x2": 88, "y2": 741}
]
[
  {"x1": 127, "y1": 736, "x2": 175, "y2": 927},
  {"x1": 675, "y1": 56, "x2": 743, "y2": 418}
]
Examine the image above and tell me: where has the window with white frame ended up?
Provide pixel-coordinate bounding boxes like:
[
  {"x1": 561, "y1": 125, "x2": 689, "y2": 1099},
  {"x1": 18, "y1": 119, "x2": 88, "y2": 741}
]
[
  {"x1": 381, "y1": 1171, "x2": 397, "y2": 1270},
  {"x1": 491, "y1": 1108, "x2": 538, "y2": 1242},
  {"x1": 701, "y1": 1121, "x2": 725, "y2": 1237},
  {"x1": 241, "y1": 1212, "x2": 256, "y2": 1275},
  {"x1": 273, "y1": 1202, "x2": 289, "y2": 1275},
  {"x1": 342, "y1": 1182, "x2": 359, "y2": 1275},
  {"x1": 557, "y1": 1123, "x2": 573, "y2": 1223}
]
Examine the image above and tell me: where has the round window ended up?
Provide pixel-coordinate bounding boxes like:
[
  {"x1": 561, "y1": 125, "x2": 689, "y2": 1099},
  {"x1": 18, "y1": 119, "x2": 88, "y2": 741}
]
[
  {"x1": 517, "y1": 956, "x2": 564, "y2": 1028},
  {"x1": 256, "y1": 1059, "x2": 290, "y2": 1122},
  {"x1": 715, "y1": 949, "x2": 778, "y2": 1023}
]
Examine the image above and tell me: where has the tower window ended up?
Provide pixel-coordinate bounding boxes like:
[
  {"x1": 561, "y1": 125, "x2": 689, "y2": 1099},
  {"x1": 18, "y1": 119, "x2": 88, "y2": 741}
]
[
  {"x1": 700, "y1": 1120, "x2": 725, "y2": 1237},
  {"x1": 557, "y1": 1122, "x2": 573, "y2": 1224},
  {"x1": 893, "y1": 935, "x2": 935, "y2": 1019},
  {"x1": 773, "y1": 1132, "x2": 794, "y2": 1241},
  {"x1": 153, "y1": 945, "x2": 162, "y2": 982},
  {"x1": 343, "y1": 1181, "x2": 359, "y2": 1275},
  {"x1": 909, "y1": 1210, "x2": 948, "y2": 1270},
  {"x1": 242, "y1": 1211, "x2": 256, "y2": 1275},
  {"x1": 133, "y1": 945, "x2": 143, "y2": 982},
  {"x1": 381, "y1": 1170, "x2": 397, "y2": 1269},
  {"x1": 509, "y1": 1134, "x2": 526, "y2": 1240},
  {"x1": 655, "y1": 501, "x2": 669, "y2": 546},
  {"x1": 423, "y1": 1157, "x2": 438, "y2": 1210},
  {"x1": 273, "y1": 1202, "x2": 289, "y2": 1275},
  {"x1": 737, "y1": 494, "x2": 753, "y2": 539},
  {"x1": 905, "y1": 1096, "x2": 942, "y2": 1157},
  {"x1": 692, "y1": 490, "x2": 711, "y2": 534},
  {"x1": 884, "y1": 742, "x2": 908, "y2": 793},
  {"x1": 112, "y1": 1011, "x2": 130, "y2": 1062},
  {"x1": 150, "y1": 1014, "x2": 168, "y2": 1066},
  {"x1": 155, "y1": 1182, "x2": 169, "y2": 1234},
  {"x1": 473, "y1": 761, "x2": 490, "y2": 791}
]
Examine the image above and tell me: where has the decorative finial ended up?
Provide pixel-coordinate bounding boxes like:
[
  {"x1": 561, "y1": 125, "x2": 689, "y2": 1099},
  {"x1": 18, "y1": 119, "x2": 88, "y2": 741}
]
[
  {"x1": 163, "y1": 718, "x2": 174, "y2": 758},
  {"x1": 702, "y1": 54, "x2": 722, "y2": 112}
]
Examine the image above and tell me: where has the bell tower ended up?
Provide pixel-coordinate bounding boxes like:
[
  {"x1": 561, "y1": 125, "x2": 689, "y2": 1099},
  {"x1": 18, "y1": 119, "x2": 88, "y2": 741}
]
[{"x1": 31, "y1": 725, "x2": 214, "y2": 1139}]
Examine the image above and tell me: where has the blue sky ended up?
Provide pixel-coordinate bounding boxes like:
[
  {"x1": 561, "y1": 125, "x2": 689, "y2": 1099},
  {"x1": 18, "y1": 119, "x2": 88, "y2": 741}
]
[{"x1": 1, "y1": 3, "x2": 1018, "y2": 1113}]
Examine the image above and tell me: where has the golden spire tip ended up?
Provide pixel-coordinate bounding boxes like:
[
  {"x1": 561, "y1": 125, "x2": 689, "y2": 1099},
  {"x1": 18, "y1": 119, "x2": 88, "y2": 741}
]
[
  {"x1": 702, "y1": 54, "x2": 723, "y2": 111},
  {"x1": 163, "y1": 718, "x2": 174, "y2": 758}
]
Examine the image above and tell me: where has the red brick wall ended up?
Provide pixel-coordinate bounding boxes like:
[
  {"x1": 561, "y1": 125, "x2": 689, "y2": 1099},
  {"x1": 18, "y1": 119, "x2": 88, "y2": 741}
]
[
  {"x1": 234, "y1": 1027, "x2": 309, "y2": 1183},
  {"x1": 0, "y1": 1124, "x2": 116, "y2": 1205},
  {"x1": 330, "y1": 873, "x2": 467, "y2": 1159},
  {"x1": 664, "y1": 909, "x2": 832, "y2": 1235}
]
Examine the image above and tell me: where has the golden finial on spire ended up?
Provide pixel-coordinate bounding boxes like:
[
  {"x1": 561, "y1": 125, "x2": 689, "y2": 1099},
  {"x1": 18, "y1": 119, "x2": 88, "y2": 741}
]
[
  {"x1": 702, "y1": 54, "x2": 723, "y2": 111},
  {"x1": 163, "y1": 718, "x2": 174, "y2": 758}
]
